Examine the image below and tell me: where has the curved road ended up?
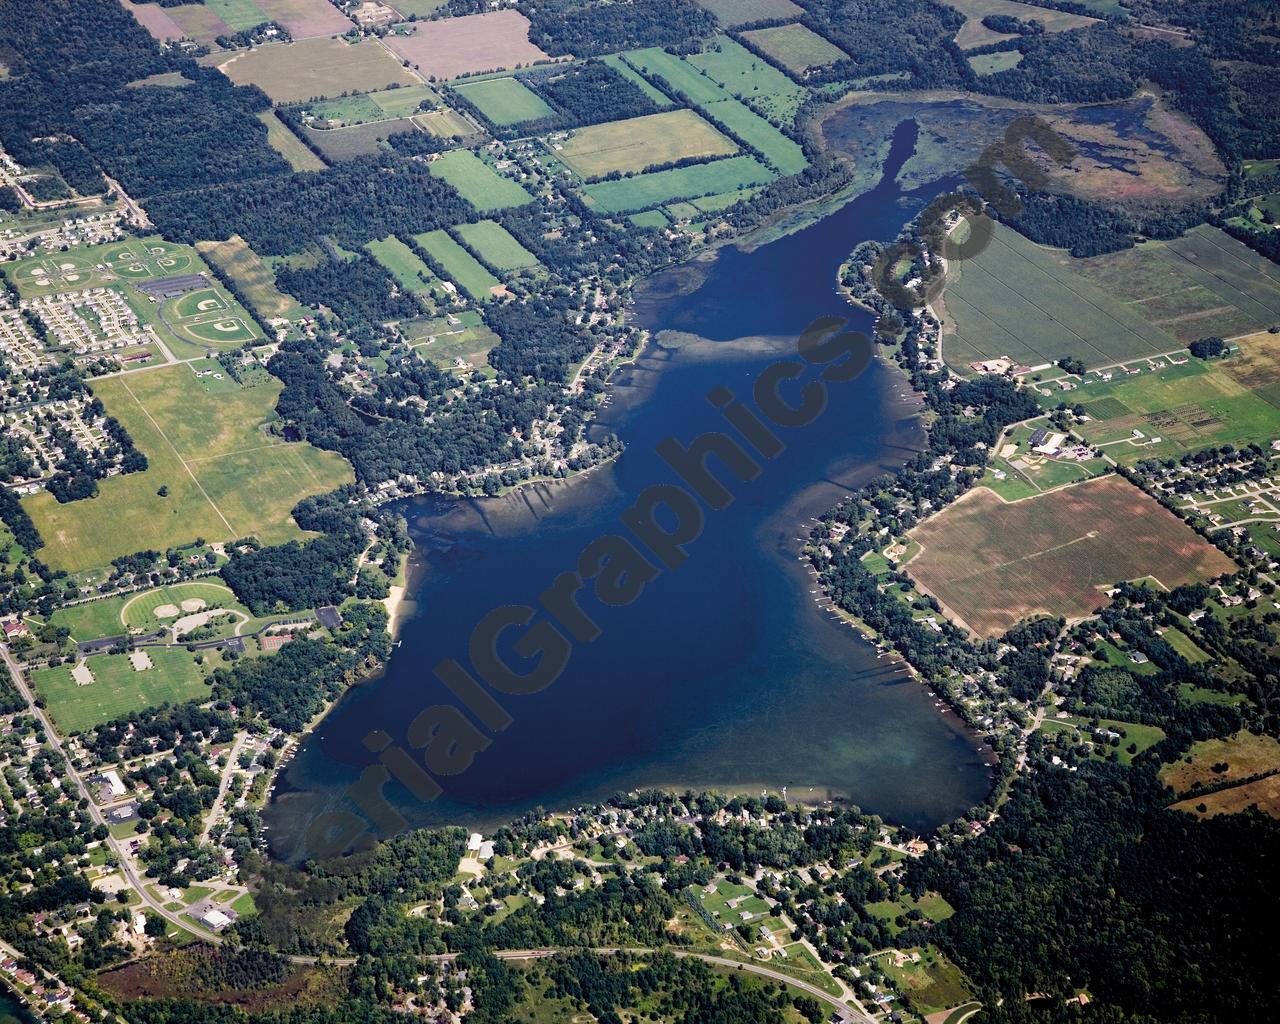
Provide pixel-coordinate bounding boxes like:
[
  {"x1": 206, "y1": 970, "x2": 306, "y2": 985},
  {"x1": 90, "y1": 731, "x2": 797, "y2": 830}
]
[{"x1": 4, "y1": 646, "x2": 872, "y2": 1020}]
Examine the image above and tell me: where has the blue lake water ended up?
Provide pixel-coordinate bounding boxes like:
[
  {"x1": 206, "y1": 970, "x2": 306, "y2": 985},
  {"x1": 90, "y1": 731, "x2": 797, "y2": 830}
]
[{"x1": 264, "y1": 120, "x2": 993, "y2": 860}]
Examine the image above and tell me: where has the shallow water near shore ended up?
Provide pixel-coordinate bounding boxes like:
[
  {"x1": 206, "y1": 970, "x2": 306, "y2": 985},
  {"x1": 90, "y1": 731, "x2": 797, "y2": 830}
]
[{"x1": 264, "y1": 119, "x2": 993, "y2": 859}]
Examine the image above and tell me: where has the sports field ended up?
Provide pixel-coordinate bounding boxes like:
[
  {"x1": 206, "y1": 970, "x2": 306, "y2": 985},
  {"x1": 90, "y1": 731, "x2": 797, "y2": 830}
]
[
  {"x1": 53, "y1": 581, "x2": 246, "y2": 641},
  {"x1": 426, "y1": 149, "x2": 534, "y2": 211},
  {"x1": 4, "y1": 237, "x2": 195, "y2": 297},
  {"x1": 621, "y1": 49, "x2": 806, "y2": 174},
  {"x1": 31, "y1": 648, "x2": 210, "y2": 735},
  {"x1": 413, "y1": 229, "x2": 501, "y2": 300},
  {"x1": 739, "y1": 23, "x2": 849, "y2": 73},
  {"x1": 452, "y1": 221, "x2": 539, "y2": 272},
  {"x1": 583, "y1": 156, "x2": 774, "y2": 213},
  {"x1": 693, "y1": 0, "x2": 802, "y2": 26},
  {"x1": 384, "y1": 10, "x2": 549, "y2": 80},
  {"x1": 1047, "y1": 356, "x2": 1280, "y2": 464},
  {"x1": 23, "y1": 363, "x2": 352, "y2": 572},
  {"x1": 687, "y1": 36, "x2": 807, "y2": 123},
  {"x1": 454, "y1": 77, "x2": 554, "y2": 126},
  {"x1": 940, "y1": 223, "x2": 1180, "y2": 370},
  {"x1": 197, "y1": 236, "x2": 309, "y2": 321},
  {"x1": 945, "y1": 0, "x2": 1097, "y2": 49},
  {"x1": 556, "y1": 110, "x2": 736, "y2": 178},
  {"x1": 256, "y1": 110, "x2": 325, "y2": 172},
  {"x1": 1071, "y1": 226, "x2": 1280, "y2": 345},
  {"x1": 366, "y1": 235, "x2": 439, "y2": 295},
  {"x1": 905, "y1": 475, "x2": 1235, "y2": 638},
  {"x1": 212, "y1": 37, "x2": 416, "y2": 103}
]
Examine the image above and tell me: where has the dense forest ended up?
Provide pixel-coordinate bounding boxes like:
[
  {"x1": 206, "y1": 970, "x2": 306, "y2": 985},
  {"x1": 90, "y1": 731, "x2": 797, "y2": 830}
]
[{"x1": 522, "y1": 0, "x2": 717, "y2": 56}]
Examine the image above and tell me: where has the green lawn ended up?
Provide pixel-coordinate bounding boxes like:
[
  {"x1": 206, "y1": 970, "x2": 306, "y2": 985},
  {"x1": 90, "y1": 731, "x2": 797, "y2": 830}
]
[
  {"x1": 413, "y1": 229, "x2": 501, "y2": 300},
  {"x1": 452, "y1": 220, "x2": 539, "y2": 272},
  {"x1": 32, "y1": 647, "x2": 211, "y2": 734},
  {"x1": 426, "y1": 149, "x2": 534, "y2": 211}
]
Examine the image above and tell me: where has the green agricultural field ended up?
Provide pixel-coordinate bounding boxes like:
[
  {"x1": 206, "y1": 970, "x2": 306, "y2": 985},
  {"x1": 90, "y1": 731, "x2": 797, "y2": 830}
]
[
  {"x1": 556, "y1": 109, "x2": 736, "y2": 178},
  {"x1": 599, "y1": 53, "x2": 674, "y2": 108},
  {"x1": 1072, "y1": 225, "x2": 1280, "y2": 344},
  {"x1": 31, "y1": 648, "x2": 211, "y2": 735},
  {"x1": 623, "y1": 47, "x2": 727, "y2": 105},
  {"x1": 24, "y1": 363, "x2": 352, "y2": 572},
  {"x1": 413, "y1": 229, "x2": 501, "y2": 300},
  {"x1": 366, "y1": 235, "x2": 440, "y2": 295},
  {"x1": 739, "y1": 23, "x2": 849, "y2": 73},
  {"x1": 426, "y1": 149, "x2": 534, "y2": 211},
  {"x1": 693, "y1": 0, "x2": 802, "y2": 26},
  {"x1": 204, "y1": 0, "x2": 268, "y2": 32},
  {"x1": 256, "y1": 110, "x2": 325, "y2": 172},
  {"x1": 941, "y1": 223, "x2": 1180, "y2": 370},
  {"x1": 196, "y1": 236, "x2": 309, "y2": 321},
  {"x1": 1049, "y1": 358, "x2": 1280, "y2": 464},
  {"x1": 583, "y1": 156, "x2": 773, "y2": 213},
  {"x1": 686, "y1": 36, "x2": 807, "y2": 123},
  {"x1": 619, "y1": 48, "x2": 805, "y2": 174},
  {"x1": 452, "y1": 221, "x2": 539, "y2": 272},
  {"x1": 304, "y1": 85, "x2": 440, "y2": 127},
  {"x1": 454, "y1": 76, "x2": 554, "y2": 126}
]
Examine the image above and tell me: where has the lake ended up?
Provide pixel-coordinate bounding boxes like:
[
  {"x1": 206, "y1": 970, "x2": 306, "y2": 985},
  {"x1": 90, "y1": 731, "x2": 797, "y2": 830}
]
[{"x1": 264, "y1": 119, "x2": 993, "y2": 860}]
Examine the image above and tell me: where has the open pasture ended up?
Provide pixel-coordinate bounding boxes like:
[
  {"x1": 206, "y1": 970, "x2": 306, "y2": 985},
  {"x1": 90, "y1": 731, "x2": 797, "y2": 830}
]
[
  {"x1": 405, "y1": 313, "x2": 500, "y2": 371},
  {"x1": 197, "y1": 235, "x2": 310, "y2": 320},
  {"x1": 968, "y1": 50, "x2": 1024, "y2": 75},
  {"x1": 940, "y1": 223, "x2": 1179, "y2": 371},
  {"x1": 1050, "y1": 357, "x2": 1279, "y2": 464},
  {"x1": 454, "y1": 76, "x2": 554, "y2": 127},
  {"x1": 366, "y1": 235, "x2": 439, "y2": 296},
  {"x1": 877, "y1": 947, "x2": 974, "y2": 1017},
  {"x1": 305, "y1": 84, "x2": 438, "y2": 126},
  {"x1": 256, "y1": 110, "x2": 326, "y2": 171},
  {"x1": 1161, "y1": 732, "x2": 1280, "y2": 795},
  {"x1": 739, "y1": 23, "x2": 849, "y2": 73},
  {"x1": 686, "y1": 36, "x2": 807, "y2": 123},
  {"x1": 452, "y1": 221, "x2": 538, "y2": 273},
  {"x1": 583, "y1": 155, "x2": 773, "y2": 213},
  {"x1": 302, "y1": 117, "x2": 418, "y2": 161},
  {"x1": 692, "y1": 0, "x2": 802, "y2": 26},
  {"x1": 944, "y1": 0, "x2": 1097, "y2": 49},
  {"x1": 905, "y1": 475, "x2": 1235, "y2": 638},
  {"x1": 23, "y1": 363, "x2": 352, "y2": 572},
  {"x1": 31, "y1": 648, "x2": 210, "y2": 735},
  {"x1": 213, "y1": 37, "x2": 416, "y2": 104},
  {"x1": 414, "y1": 229, "x2": 501, "y2": 300},
  {"x1": 426, "y1": 149, "x2": 533, "y2": 211},
  {"x1": 384, "y1": 10, "x2": 549, "y2": 80},
  {"x1": 1072, "y1": 226, "x2": 1280, "y2": 345},
  {"x1": 556, "y1": 109, "x2": 736, "y2": 178},
  {"x1": 1172, "y1": 773, "x2": 1280, "y2": 820}
]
